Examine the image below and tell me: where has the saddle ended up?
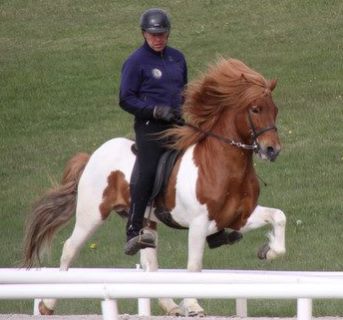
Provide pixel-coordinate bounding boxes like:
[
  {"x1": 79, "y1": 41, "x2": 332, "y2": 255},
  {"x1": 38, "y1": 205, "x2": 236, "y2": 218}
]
[{"x1": 131, "y1": 144, "x2": 186, "y2": 229}]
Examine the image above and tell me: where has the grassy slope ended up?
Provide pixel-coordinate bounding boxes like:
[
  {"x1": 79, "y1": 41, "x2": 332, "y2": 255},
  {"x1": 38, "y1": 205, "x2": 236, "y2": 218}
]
[{"x1": 0, "y1": 0, "x2": 342, "y2": 316}]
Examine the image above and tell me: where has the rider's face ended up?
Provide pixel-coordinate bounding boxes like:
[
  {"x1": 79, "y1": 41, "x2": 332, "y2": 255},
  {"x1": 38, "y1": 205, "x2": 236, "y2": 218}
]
[{"x1": 143, "y1": 31, "x2": 169, "y2": 52}]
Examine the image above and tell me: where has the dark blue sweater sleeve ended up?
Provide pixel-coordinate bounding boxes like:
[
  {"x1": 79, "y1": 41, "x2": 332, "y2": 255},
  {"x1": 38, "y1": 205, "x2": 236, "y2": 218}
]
[{"x1": 119, "y1": 60, "x2": 155, "y2": 119}]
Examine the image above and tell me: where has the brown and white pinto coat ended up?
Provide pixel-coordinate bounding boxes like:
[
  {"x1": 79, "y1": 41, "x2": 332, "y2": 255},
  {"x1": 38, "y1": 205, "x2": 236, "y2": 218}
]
[{"x1": 23, "y1": 59, "x2": 286, "y2": 316}]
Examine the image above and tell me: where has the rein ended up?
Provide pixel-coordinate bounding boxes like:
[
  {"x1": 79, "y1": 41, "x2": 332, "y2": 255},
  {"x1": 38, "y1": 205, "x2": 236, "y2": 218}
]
[
  {"x1": 185, "y1": 123, "x2": 258, "y2": 151},
  {"x1": 183, "y1": 110, "x2": 277, "y2": 153}
]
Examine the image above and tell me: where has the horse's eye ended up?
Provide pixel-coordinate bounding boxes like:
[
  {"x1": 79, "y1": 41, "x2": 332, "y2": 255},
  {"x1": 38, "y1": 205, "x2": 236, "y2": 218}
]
[{"x1": 251, "y1": 106, "x2": 260, "y2": 114}]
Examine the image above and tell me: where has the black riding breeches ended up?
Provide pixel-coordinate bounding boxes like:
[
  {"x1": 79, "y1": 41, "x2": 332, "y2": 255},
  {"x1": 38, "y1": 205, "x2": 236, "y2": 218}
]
[{"x1": 126, "y1": 119, "x2": 171, "y2": 239}]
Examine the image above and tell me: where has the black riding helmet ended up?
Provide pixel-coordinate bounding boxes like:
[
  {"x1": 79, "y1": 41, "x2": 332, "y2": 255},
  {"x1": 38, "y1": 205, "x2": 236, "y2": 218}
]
[{"x1": 140, "y1": 8, "x2": 171, "y2": 34}]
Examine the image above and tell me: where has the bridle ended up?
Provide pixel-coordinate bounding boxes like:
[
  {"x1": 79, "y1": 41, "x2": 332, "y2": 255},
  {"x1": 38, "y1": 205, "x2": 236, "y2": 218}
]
[
  {"x1": 247, "y1": 109, "x2": 277, "y2": 148},
  {"x1": 185, "y1": 109, "x2": 277, "y2": 153}
]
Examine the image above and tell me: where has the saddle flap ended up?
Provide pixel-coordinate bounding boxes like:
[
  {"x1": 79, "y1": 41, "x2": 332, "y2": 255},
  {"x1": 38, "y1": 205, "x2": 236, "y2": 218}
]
[{"x1": 150, "y1": 149, "x2": 181, "y2": 201}]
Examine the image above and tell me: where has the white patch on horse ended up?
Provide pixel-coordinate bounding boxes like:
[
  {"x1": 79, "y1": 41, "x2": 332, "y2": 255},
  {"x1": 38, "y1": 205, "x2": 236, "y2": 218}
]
[{"x1": 171, "y1": 146, "x2": 217, "y2": 235}]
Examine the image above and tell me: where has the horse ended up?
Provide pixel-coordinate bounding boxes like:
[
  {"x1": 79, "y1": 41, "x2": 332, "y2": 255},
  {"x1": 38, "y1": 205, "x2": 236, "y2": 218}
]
[{"x1": 23, "y1": 58, "x2": 286, "y2": 316}]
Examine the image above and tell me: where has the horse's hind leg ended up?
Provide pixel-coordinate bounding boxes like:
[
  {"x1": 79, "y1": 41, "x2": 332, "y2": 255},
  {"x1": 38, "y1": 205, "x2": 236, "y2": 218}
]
[
  {"x1": 60, "y1": 218, "x2": 103, "y2": 270},
  {"x1": 239, "y1": 205, "x2": 286, "y2": 260},
  {"x1": 139, "y1": 228, "x2": 183, "y2": 316},
  {"x1": 39, "y1": 208, "x2": 104, "y2": 315}
]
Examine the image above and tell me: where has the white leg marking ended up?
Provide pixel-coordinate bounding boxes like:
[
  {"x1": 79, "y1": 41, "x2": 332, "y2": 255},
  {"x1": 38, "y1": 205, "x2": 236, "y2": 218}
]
[
  {"x1": 43, "y1": 208, "x2": 103, "y2": 312},
  {"x1": 140, "y1": 229, "x2": 158, "y2": 272},
  {"x1": 139, "y1": 230, "x2": 182, "y2": 315},
  {"x1": 240, "y1": 205, "x2": 286, "y2": 260}
]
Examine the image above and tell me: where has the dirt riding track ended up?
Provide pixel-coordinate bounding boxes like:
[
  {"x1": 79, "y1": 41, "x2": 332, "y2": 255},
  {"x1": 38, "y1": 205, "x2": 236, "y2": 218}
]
[{"x1": 1, "y1": 315, "x2": 343, "y2": 320}]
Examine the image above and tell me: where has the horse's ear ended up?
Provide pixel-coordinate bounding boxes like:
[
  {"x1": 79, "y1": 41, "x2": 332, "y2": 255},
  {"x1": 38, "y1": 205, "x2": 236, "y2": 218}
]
[{"x1": 269, "y1": 79, "x2": 277, "y2": 91}]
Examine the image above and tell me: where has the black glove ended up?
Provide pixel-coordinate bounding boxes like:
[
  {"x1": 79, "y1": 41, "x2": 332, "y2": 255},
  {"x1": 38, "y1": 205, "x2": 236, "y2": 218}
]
[
  {"x1": 153, "y1": 106, "x2": 178, "y2": 123},
  {"x1": 174, "y1": 116, "x2": 185, "y2": 126}
]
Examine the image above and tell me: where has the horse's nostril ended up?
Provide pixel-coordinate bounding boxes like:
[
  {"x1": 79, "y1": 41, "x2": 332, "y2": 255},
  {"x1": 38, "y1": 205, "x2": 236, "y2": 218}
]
[
  {"x1": 267, "y1": 147, "x2": 274, "y2": 153},
  {"x1": 267, "y1": 147, "x2": 277, "y2": 161}
]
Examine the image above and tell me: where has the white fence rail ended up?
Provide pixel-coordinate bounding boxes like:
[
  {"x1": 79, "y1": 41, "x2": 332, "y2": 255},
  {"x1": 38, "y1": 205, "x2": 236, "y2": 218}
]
[{"x1": 1, "y1": 268, "x2": 343, "y2": 320}]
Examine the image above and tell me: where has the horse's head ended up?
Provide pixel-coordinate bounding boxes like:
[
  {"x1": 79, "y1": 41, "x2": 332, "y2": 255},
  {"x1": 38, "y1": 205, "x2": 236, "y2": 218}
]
[
  {"x1": 161, "y1": 58, "x2": 281, "y2": 161},
  {"x1": 236, "y1": 79, "x2": 281, "y2": 161}
]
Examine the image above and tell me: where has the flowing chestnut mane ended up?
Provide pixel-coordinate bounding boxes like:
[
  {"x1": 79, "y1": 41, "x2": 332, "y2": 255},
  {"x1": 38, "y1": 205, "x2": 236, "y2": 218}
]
[{"x1": 165, "y1": 58, "x2": 275, "y2": 150}]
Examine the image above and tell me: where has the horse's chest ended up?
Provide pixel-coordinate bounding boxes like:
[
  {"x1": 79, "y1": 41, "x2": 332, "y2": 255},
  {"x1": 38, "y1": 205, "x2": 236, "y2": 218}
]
[
  {"x1": 202, "y1": 167, "x2": 259, "y2": 229},
  {"x1": 165, "y1": 147, "x2": 259, "y2": 230},
  {"x1": 203, "y1": 189, "x2": 256, "y2": 230}
]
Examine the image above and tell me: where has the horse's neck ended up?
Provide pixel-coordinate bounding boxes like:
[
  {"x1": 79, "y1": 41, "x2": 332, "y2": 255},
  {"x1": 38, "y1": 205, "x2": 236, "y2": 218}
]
[
  {"x1": 192, "y1": 139, "x2": 259, "y2": 231},
  {"x1": 194, "y1": 138, "x2": 253, "y2": 177}
]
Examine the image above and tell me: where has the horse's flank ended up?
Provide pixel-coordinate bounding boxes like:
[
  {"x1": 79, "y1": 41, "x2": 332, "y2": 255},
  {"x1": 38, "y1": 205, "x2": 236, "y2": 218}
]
[{"x1": 99, "y1": 170, "x2": 130, "y2": 220}]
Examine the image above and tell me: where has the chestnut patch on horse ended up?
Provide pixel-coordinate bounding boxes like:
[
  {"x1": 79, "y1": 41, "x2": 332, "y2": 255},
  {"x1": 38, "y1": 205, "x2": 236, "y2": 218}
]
[
  {"x1": 99, "y1": 170, "x2": 130, "y2": 219},
  {"x1": 193, "y1": 140, "x2": 259, "y2": 230}
]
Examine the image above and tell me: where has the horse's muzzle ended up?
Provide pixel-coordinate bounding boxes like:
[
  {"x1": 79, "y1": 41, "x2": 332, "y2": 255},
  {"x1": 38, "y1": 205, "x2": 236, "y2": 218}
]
[{"x1": 258, "y1": 144, "x2": 281, "y2": 162}]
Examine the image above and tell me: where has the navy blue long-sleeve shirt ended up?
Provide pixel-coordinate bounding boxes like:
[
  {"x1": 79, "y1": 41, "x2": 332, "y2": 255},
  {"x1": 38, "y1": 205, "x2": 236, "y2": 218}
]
[{"x1": 119, "y1": 41, "x2": 187, "y2": 120}]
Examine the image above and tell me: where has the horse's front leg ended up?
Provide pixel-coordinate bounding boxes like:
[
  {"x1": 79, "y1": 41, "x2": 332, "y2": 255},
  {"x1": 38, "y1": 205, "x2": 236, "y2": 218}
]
[
  {"x1": 139, "y1": 228, "x2": 182, "y2": 316},
  {"x1": 240, "y1": 205, "x2": 286, "y2": 260},
  {"x1": 179, "y1": 218, "x2": 208, "y2": 317}
]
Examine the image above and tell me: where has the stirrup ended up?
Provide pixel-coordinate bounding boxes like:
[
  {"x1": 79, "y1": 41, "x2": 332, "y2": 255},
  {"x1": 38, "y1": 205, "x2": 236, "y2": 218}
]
[
  {"x1": 124, "y1": 229, "x2": 156, "y2": 256},
  {"x1": 137, "y1": 229, "x2": 155, "y2": 246}
]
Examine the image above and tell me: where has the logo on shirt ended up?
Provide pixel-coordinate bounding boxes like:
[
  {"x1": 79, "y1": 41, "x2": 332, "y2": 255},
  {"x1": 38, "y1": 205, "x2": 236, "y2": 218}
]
[{"x1": 152, "y1": 68, "x2": 162, "y2": 79}]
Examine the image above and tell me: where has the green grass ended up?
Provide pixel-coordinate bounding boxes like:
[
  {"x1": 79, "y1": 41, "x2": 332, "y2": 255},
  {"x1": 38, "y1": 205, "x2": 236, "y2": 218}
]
[{"x1": 1, "y1": 0, "x2": 343, "y2": 316}]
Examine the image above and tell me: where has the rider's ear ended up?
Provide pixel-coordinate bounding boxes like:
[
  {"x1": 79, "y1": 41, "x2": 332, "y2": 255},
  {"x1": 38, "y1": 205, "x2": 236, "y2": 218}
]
[{"x1": 269, "y1": 79, "x2": 277, "y2": 91}]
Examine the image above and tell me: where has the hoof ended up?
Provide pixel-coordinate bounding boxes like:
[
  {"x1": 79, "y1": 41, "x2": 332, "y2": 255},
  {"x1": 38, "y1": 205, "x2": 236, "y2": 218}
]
[
  {"x1": 166, "y1": 306, "x2": 183, "y2": 316},
  {"x1": 38, "y1": 301, "x2": 54, "y2": 315},
  {"x1": 257, "y1": 243, "x2": 270, "y2": 260},
  {"x1": 179, "y1": 301, "x2": 205, "y2": 317},
  {"x1": 158, "y1": 299, "x2": 183, "y2": 316},
  {"x1": 188, "y1": 310, "x2": 205, "y2": 317}
]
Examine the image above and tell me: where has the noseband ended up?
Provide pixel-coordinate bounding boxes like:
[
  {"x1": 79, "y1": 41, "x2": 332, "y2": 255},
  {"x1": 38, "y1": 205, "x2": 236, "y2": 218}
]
[
  {"x1": 247, "y1": 110, "x2": 277, "y2": 143},
  {"x1": 185, "y1": 110, "x2": 277, "y2": 153}
]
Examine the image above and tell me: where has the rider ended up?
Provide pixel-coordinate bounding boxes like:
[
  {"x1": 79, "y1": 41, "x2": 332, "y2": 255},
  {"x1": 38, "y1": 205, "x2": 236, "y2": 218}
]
[
  {"x1": 119, "y1": 8, "x2": 242, "y2": 256},
  {"x1": 119, "y1": 8, "x2": 187, "y2": 255}
]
